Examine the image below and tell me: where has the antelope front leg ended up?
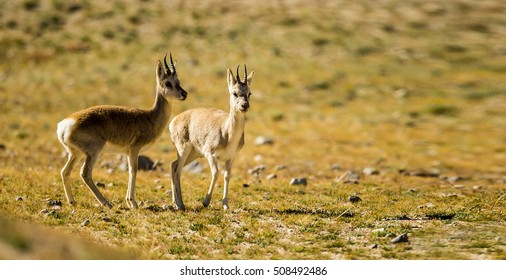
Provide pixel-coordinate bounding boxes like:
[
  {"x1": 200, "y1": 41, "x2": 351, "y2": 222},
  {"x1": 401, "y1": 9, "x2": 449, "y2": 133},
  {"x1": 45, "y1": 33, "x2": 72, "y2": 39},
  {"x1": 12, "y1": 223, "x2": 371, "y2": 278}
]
[
  {"x1": 203, "y1": 154, "x2": 219, "y2": 208},
  {"x1": 126, "y1": 148, "x2": 140, "y2": 209},
  {"x1": 170, "y1": 159, "x2": 185, "y2": 211},
  {"x1": 222, "y1": 159, "x2": 234, "y2": 210}
]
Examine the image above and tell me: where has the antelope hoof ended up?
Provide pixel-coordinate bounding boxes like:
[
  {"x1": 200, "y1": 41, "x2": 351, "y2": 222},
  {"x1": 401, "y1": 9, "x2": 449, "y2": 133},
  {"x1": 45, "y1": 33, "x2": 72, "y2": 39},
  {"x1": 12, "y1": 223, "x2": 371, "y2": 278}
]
[
  {"x1": 176, "y1": 204, "x2": 185, "y2": 211},
  {"x1": 203, "y1": 196, "x2": 211, "y2": 208},
  {"x1": 104, "y1": 201, "x2": 113, "y2": 209},
  {"x1": 223, "y1": 204, "x2": 229, "y2": 211}
]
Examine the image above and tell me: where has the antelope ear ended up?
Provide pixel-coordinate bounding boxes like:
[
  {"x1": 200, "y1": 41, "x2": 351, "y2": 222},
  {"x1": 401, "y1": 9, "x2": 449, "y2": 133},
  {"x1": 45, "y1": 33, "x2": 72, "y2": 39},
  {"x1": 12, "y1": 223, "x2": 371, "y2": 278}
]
[
  {"x1": 227, "y1": 68, "x2": 236, "y2": 88},
  {"x1": 246, "y1": 71, "x2": 254, "y2": 86},
  {"x1": 156, "y1": 61, "x2": 165, "y2": 80}
]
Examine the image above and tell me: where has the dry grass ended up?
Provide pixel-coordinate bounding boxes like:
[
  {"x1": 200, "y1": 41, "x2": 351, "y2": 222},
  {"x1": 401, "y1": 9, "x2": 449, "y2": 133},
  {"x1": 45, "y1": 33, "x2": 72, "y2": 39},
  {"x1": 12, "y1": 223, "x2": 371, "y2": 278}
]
[{"x1": 0, "y1": 0, "x2": 505, "y2": 259}]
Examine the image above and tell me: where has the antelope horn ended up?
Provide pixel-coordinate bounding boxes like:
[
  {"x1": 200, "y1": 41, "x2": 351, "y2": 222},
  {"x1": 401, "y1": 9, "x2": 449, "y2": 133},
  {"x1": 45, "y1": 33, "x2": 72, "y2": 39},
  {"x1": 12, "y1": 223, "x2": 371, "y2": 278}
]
[
  {"x1": 243, "y1": 64, "x2": 247, "y2": 83},
  {"x1": 170, "y1": 53, "x2": 176, "y2": 73},
  {"x1": 236, "y1": 65, "x2": 240, "y2": 82},
  {"x1": 163, "y1": 53, "x2": 171, "y2": 74}
]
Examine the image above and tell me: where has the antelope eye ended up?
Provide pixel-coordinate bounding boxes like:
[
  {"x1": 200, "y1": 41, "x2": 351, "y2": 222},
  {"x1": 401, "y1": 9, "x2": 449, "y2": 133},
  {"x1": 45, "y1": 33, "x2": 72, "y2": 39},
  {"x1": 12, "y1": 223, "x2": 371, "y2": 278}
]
[
  {"x1": 233, "y1": 93, "x2": 238, "y2": 98},
  {"x1": 165, "y1": 81, "x2": 173, "y2": 89}
]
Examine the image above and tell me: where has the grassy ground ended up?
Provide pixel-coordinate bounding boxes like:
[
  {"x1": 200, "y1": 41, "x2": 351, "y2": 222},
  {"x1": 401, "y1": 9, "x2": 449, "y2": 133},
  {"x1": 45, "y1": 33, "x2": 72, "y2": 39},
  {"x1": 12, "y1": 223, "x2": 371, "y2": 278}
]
[{"x1": 0, "y1": 0, "x2": 505, "y2": 259}]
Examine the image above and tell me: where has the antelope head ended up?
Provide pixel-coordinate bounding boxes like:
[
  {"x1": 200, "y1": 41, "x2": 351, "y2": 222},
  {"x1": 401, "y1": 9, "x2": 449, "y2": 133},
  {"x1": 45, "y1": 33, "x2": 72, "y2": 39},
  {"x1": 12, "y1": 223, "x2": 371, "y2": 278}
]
[
  {"x1": 227, "y1": 64, "x2": 254, "y2": 113},
  {"x1": 156, "y1": 53, "x2": 187, "y2": 101}
]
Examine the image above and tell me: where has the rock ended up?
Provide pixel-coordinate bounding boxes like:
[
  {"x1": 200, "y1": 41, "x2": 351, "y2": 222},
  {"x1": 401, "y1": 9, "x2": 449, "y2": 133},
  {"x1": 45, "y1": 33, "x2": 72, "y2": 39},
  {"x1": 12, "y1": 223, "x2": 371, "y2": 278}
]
[
  {"x1": 106, "y1": 183, "x2": 115, "y2": 188},
  {"x1": 51, "y1": 205, "x2": 62, "y2": 210},
  {"x1": 472, "y1": 185, "x2": 483, "y2": 191},
  {"x1": 331, "y1": 164, "x2": 341, "y2": 171},
  {"x1": 47, "y1": 200, "x2": 62, "y2": 207},
  {"x1": 348, "y1": 195, "x2": 362, "y2": 203},
  {"x1": 183, "y1": 161, "x2": 204, "y2": 174},
  {"x1": 16, "y1": 196, "x2": 23, "y2": 201},
  {"x1": 336, "y1": 170, "x2": 360, "y2": 184},
  {"x1": 399, "y1": 169, "x2": 440, "y2": 177},
  {"x1": 155, "y1": 185, "x2": 164, "y2": 190},
  {"x1": 275, "y1": 165, "x2": 288, "y2": 171},
  {"x1": 391, "y1": 233, "x2": 409, "y2": 244},
  {"x1": 242, "y1": 183, "x2": 250, "y2": 188},
  {"x1": 248, "y1": 165, "x2": 266, "y2": 175},
  {"x1": 266, "y1": 173, "x2": 277, "y2": 180},
  {"x1": 254, "y1": 136, "x2": 274, "y2": 146},
  {"x1": 138, "y1": 155, "x2": 157, "y2": 171},
  {"x1": 253, "y1": 154, "x2": 263, "y2": 162},
  {"x1": 369, "y1": 243, "x2": 379, "y2": 249},
  {"x1": 290, "y1": 178, "x2": 307, "y2": 186},
  {"x1": 81, "y1": 219, "x2": 90, "y2": 226},
  {"x1": 447, "y1": 176, "x2": 463, "y2": 183},
  {"x1": 96, "y1": 182, "x2": 106, "y2": 188},
  {"x1": 417, "y1": 202, "x2": 435, "y2": 209},
  {"x1": 363, "y1": 167, "x2": 379, "y2": 176}
]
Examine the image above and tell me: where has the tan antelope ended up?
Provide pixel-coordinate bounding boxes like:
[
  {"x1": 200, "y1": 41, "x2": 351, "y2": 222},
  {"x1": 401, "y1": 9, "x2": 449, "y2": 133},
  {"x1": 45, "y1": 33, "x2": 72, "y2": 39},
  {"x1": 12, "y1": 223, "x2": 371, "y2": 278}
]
[
  {"x1": 169, "y1": 65, "x2": 253, "y2": 210},
  {"x1": 56, "y1": 54, "x2": 187, "y2": 209}
]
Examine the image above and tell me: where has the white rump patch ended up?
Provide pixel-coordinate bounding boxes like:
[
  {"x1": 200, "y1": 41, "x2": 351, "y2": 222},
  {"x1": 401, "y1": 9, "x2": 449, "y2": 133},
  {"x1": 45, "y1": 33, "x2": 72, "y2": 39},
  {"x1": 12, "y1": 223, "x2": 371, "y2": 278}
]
[{"x1": 57, "y1": 118, "x2": 76, "y2": 144}]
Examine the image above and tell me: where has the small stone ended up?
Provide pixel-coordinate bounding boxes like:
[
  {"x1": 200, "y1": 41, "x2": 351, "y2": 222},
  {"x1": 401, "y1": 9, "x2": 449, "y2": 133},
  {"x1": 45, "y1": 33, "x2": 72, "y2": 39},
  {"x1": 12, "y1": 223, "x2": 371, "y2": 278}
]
[
  {"x1": 248, "y1": 165, "x2": 266, "y2": 175},
  {"x1": 138, "y1": 155, "x2": 156, "y2": 171},
  {"x1": 81, "y1": 219, "x2": 90, "y2": 226},
  {"x1": 253, "y1": 154, "x2": 263, "y2": 162},
  {"x1": 447, "y1": 176, "x2": 463, "y2": 183},
  {"x1": 266, "y1": 173, "x2": 277, "y2": 180},
  {"x1": 101, "y1": 216, "x2": 112, "y2": 222},
  {"x1": 242, "y1": 183, "x2": 250, "y2": 188},
  {"x1": 51, "y1": 205, "x2": 62, "y2": 210},
  {"x1": 417, "y1": 202, "x2": 435, "y2": 209},
  {"x1": 96, "y1": 182, "x2": 106, "y2": 188},
  {"x1": 363, "y1": 167, "x2": 379, "y2": 176},
  {"x1": 290, "y1": 178, "x2": 307, "y2": 186},
  {"x1": 106, "y1": 183, "x2": 115, "y2": 188},
  {"x1": 155, "y1": 185, "x2": 164, "y2": 190},
  {"x1": 369, "y1": 243, "x2": 379, "y2": 249},
  {"x1": 331, "y1": 164, "x2": 341, "y2": 171},
  {"x1": 254, "y1": 136, "x2": 274, "y2": 146},
  {"x1": 391, "y1": 233, "x2": 409, "y2": 243},
  {"x1": 183, "y1": 161, "x2": 204, "y2": 174},
  {"x1": 275, "y1": 165, "x2": 288, "y2": 171},
  {"x1": 348, "y1": 195, "x2": 362, "y2": 203},
  {"x1": 472, "y1": 185, "x2": 483, "y2": 191},
  {"x1": 336, "y1": 170, "x2": 360, "y2": 184},
  {"x1": 47, "y1": 200, "x2": 62, "y2": 206},
  {"x1": 16, "y1": 196, "x2": 23, "y2": 201}
]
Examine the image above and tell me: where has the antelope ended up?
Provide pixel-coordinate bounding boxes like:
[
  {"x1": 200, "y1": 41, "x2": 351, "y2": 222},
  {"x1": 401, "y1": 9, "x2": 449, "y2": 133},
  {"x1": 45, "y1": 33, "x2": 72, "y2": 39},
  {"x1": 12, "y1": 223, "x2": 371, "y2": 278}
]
[
  {"x1": 56, "y1": 54, "x2": 187, "y2": 209},
  {"x1": 169, "y1": 65, "x2": 253, "y2": 210}
]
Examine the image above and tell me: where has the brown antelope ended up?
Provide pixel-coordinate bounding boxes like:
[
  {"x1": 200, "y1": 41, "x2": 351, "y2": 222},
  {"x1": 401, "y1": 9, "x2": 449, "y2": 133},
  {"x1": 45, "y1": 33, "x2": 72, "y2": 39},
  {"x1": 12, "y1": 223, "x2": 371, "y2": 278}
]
[
  {"x1": 169, "y1": 65, "x2": 253, "y2": 210},
  {"x1": 56, "y1": 54, "x2": 187, "y2": 209}
]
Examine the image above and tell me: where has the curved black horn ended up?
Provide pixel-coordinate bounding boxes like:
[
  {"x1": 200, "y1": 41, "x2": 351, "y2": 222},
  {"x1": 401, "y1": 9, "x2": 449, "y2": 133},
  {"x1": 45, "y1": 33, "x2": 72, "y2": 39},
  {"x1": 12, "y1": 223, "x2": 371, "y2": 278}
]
[
  {"x1": 170, "y1": 53, "x2": 176, "y2": 73},
  {"x1": 236, "y1": 65, "x2": 240, "y2": 82},
  {"x1": 163, "y1": 53, "x2": 171, "y2": 74},
  {"x1": 243, "y1": 64, "x2": 247, "y2": 83}
]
